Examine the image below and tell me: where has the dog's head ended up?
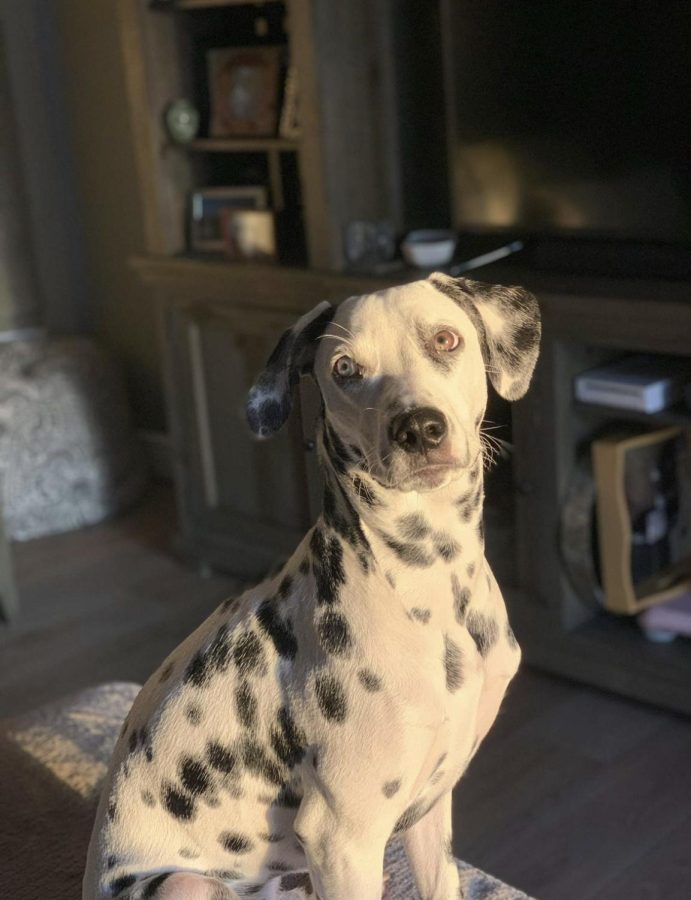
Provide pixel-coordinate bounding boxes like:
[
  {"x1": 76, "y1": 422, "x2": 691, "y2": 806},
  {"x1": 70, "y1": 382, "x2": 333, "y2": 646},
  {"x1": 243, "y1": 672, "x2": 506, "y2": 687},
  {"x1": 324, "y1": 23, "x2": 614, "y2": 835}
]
[{"x1": 247, "y1": 273, "x2": 540, "y2": 493}]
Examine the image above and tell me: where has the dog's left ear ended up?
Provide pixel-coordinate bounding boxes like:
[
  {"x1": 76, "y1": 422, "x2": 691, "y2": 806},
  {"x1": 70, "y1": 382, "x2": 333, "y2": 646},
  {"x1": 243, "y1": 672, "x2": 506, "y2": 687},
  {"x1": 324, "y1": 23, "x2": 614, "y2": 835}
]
[
  {"x1": 429, "y1": 273, "x2": 541, "y2": 401},
  {"x1": 246, "y1": 300, "x2": 333, "y2": 438}
]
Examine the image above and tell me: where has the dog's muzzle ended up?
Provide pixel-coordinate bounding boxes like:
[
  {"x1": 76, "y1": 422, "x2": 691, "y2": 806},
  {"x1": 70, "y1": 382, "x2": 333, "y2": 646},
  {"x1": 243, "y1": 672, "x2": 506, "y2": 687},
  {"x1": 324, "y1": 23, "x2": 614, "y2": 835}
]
[{"x1": 389, "y1": 407, "x2": 448, "y2": 455}]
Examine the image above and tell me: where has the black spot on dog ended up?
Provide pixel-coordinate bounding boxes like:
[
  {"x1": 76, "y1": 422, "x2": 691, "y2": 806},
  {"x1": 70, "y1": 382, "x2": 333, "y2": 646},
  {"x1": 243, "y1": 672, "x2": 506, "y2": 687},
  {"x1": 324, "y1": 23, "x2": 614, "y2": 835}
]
[
  {"x1": 299, "y1": 558, "x2": 310, "y2": 576},
  {"x1": 219, "y1": 596, "x2": 236, "y2": 614},
  {"x1": 179, "y1": 847, "x2": 200, "y2": 859},
  {"x1": 242, "y1": 737, "x2": 287, "y2": 785},
  {"x1": 243, "y1": 885, "x2": 264, "y2": 896},
  {"x1": 393, "y1": 800, "x2": 428, "y2": 834},
  {"x1": 358, "y1": 668, "x2": 383, "y2": 691},
  {"x1": 477, "y1": 519, "x2": 485, "y2": 545},
  {"x1": 219, "y1": 831, "x2": 254, "y2": 854},
  {"x1": 142, "y1": 873, "x2": 171, "y2": 898},
  {"x1": 180, "y1": 756, "x2": 212, "y2": 796},
  {"x1": 235, "y1": 680, "x2": 258, "y2": 727},
  {"x1": 159, "y1": 662, "x2": 174, "y2": 683},
  {"x1": 467, "y1": 562, "x2": 476, "y2": 578},
  {"x1": 430, "y1": 769, "x2": 445, "y2": 786},
  {"x1": 278, "y1": 574, "x2": 293, "y2": 599},
  {"x1": 107, "y1": 855, "x2": 117, "y2": 870},
  {"x1": 469, "y1": 464, "x2": 480, "y2": 483},
  {"x1": 351, "y1": 475, "x2": 378, "y2": 507},
  {"x1": 258, "y1": 831, "x2": 285, "y2": 843},
  {"x1": 267, "y1": 860, "x2": 292, "y2": 873},
  {"x1": 275, "y1": 784, "x2": 302, "y2": 808},
  {"x1": 233, "y1": 630, "x2": 266, "y2": 675},
  {"x1": 317, "y1": 610, "x2": 353, "y2": 655},
  {"x1": 141, "y1": 790, "x2": 155, "y2": 807},
  {"x1": 323, "y1": 422, "x2": 352, "y2": 475},
  {"x1": 398, "y1": 513, "x2": 431, "y2": 541},
  {"x1": 409, "y1": 607, "x2": 431, "y2": 624},
  {"x1": 252, "y1": 398, "x2": 287, "y2": 436},
  {"x1": 315, "y1": 673, "x2": 347, "y2": 722},
  {"x1": 211, "y1": 869, "x2": 245, "y2": 880},
  {"x1": 467, "y1": 611, "x2": 499, "y2": 657},
  {"x1": 444, "y1": 636, "x2": 464, "y2": 692},
  {"x1": 383, "y1": 779, "x2": 401, "y2": 797},
  {"x1": 280, "y1": 873, "x2": 314, "y2": 895},
  {"x1": 256, "y1": 599, "x2": 298, "y2": 659},
  {"x1": 185, "y1": 703, "x2": 203, "y2": 726},
  {"x1": 270, "y1": 707, "x2": 307, "y2": 769},
  {"x1": 435, "y1": 535, "x2": 460, "y2": 561},
  {"x1": 109, "y1": 874, "x2": 137, "y2": 896},
  {"x1": 204, "y1": 792, "x2": 221, "y2": 808},
  {"x1": 145, "y1": 746, "x2": 153, "y2": 763},
  {"x1": 506, "y1": 622, "x2": 519, "y2": 648},
  {"x1": 162, "y1": 783, "x2": 195, "y2": 821},
  {"x1": 311, "y1": 527, "x2": 346, "y2": 605},
  {"x1": 451, "y1": 574, "x2": 470, "y2": 625},
  {"x1": 184, "y1": 625, "x2": 232, "y2": 687},
  {"x1": 107, "y1": 800, "x2": 117, "y2": 821},
  {"x1": 382, "y1": 535, "x2": 434, "y2": 568},
  {"x1": 207, "y1": 741, "x2": 237, "y2": 775}
]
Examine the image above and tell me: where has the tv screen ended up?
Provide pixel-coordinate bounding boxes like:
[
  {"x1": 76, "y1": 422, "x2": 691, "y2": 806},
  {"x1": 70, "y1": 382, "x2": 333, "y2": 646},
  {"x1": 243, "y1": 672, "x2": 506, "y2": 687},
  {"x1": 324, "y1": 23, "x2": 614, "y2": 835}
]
[{"x1": 443, "y1": 2, "x2": 691, "y2": 246}]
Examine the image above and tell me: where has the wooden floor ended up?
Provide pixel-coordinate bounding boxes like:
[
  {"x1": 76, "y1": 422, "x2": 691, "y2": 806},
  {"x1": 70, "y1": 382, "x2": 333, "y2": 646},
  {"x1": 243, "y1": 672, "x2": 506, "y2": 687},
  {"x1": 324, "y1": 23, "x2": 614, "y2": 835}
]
[{"x1": 1, "y1": 486, "x2": 690, "y2": 900}]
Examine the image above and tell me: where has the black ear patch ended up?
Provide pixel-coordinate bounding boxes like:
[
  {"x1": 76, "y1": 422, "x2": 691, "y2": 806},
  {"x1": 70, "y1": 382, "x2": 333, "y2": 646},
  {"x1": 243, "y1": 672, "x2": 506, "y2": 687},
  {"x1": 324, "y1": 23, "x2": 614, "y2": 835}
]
[
  {"x1": 246, "y1": 301, "x2": 333, "y2": 438},
  {"x1": 429, "y1": 273, "x2": 541, "y2": 401}
]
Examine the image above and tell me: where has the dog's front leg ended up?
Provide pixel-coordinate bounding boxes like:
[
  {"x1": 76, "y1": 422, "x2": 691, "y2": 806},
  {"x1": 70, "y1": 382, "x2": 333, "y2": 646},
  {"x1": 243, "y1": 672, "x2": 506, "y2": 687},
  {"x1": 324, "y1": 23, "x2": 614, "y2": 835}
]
[
  {"x1": 400, "y1": 792, "x2": 461, "y2": 900},
  {"x1": 294, "y1": 790, "x2": 388, "y2": 900}
]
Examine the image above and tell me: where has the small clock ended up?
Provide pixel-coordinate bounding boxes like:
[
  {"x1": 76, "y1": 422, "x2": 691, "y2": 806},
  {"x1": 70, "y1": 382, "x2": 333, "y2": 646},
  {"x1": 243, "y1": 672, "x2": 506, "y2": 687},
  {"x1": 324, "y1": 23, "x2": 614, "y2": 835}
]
[{"x1": 164, "y1": 99, "x2": 200, "y2": 144}]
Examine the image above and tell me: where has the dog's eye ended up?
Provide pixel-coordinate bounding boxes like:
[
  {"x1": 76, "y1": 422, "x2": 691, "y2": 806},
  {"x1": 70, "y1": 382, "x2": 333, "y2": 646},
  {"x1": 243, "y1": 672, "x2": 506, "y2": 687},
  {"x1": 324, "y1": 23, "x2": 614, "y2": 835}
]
[
  {"x1": 333, "y1": 355, "x2": 361, "y2": 379},
  {"x1": 433, "y1": 329, "x2": 462, "y2": 352}
]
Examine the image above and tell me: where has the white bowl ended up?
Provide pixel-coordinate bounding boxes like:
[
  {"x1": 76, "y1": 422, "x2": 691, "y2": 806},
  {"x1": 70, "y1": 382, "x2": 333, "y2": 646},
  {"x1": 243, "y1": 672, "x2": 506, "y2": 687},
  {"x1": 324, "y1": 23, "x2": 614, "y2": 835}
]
[{"x1": 401, "y1": 229, "x2": 457, "y2": 268}]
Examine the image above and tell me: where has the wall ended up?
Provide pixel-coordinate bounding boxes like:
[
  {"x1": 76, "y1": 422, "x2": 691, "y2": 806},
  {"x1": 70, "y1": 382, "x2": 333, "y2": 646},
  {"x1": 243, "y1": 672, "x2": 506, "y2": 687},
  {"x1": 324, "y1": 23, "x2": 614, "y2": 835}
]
[{"x1": 56, "y1": 0, "x2": 165, "y2": 430}]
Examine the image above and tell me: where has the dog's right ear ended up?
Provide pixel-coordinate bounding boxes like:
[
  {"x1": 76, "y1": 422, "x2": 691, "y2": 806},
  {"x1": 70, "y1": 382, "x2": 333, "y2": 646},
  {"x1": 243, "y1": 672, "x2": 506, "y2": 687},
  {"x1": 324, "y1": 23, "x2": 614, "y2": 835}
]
[{"x1": 246, "y1": 301, "x2": 333, "y2": 438}]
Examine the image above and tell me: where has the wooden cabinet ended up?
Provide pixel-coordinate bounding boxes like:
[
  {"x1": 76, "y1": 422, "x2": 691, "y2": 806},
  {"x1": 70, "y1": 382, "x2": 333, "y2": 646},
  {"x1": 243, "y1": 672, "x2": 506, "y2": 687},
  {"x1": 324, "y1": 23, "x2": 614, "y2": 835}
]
[{"x1": 165, "y1": 299, "x2": 312, "y2": 574}]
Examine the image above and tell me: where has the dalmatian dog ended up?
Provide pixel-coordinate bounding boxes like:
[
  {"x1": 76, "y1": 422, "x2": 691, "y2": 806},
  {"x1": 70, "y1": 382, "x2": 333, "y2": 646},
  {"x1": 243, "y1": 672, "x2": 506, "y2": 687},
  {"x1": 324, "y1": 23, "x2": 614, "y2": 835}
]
[{"x1": 83, "y1": 272, "x2": 540, "y2": 900}]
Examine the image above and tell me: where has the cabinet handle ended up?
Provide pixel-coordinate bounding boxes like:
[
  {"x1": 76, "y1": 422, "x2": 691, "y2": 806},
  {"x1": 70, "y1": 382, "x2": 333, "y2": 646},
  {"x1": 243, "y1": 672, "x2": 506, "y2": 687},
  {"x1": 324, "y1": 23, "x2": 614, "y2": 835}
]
[{"x1": 304, "y1": 439, "x2": 315, "y2": 452}]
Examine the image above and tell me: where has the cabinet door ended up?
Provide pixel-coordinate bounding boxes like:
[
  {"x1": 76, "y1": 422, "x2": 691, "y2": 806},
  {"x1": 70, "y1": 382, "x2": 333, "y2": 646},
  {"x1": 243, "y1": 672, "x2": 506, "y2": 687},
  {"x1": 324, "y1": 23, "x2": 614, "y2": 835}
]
[{"x1": 166, "y1": 300, "x2": 315, "y2": 576}]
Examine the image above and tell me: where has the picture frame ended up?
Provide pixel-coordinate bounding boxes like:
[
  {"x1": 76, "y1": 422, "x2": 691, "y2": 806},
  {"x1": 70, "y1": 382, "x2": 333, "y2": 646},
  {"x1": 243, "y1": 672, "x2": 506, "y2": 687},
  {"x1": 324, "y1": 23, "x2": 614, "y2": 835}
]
[
  {"x1": 221, "y1": 209, "x2": 277, "y2": 262},
  {"x1": 189, "y1": 186, "x2": 267, "y2": 253},
  {"x1": 592, "y1": 426, "x2": 691, "y2": 614},
  {"x1": 207, "y1": 46, "x2": 283, "y2": 138}
]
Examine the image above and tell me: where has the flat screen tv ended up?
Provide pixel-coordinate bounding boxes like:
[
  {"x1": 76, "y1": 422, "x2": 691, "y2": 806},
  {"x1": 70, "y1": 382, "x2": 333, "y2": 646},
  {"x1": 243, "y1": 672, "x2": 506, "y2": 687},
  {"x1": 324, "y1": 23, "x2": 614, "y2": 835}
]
[{"x1": 442, "y1": 2, "x2": 691, "y2": 277}]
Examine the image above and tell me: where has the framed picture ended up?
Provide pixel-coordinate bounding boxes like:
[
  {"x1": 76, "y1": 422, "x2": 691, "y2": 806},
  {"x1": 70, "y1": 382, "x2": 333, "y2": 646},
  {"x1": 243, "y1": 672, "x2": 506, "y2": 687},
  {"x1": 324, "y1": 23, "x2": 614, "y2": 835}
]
[
  {"x1": 592, "y1": 426, "x2": 691, "y2": 614},
  {"x1": 207, "y1": 46, "x2": 283, "y2": 138},
  {"x1": 221, "y1": 209, "x2": 277, "y2": 262},
  {"x1": 189, "y1": 186, "x2": 267, "y2": 252}
]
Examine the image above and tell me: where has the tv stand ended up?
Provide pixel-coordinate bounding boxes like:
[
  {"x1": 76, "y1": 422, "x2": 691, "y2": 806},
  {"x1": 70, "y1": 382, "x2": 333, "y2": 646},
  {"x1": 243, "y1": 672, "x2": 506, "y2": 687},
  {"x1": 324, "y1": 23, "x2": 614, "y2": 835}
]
[{"x1": 504, "y1": 268, "x2": 691, "y2": 715}]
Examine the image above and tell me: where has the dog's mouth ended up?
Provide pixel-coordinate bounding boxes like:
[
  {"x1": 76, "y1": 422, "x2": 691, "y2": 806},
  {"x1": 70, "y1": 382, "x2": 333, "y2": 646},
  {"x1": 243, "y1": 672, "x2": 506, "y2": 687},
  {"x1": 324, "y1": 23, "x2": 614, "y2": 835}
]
[{"x1": 388, "y1": 462, "x2": 462, "y2": 493}]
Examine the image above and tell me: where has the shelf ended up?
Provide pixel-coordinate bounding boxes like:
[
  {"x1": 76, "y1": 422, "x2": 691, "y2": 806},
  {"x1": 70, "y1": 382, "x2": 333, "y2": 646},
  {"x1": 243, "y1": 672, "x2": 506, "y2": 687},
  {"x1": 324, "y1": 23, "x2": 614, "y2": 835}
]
[
  {"x1": 574, "y1": 400, "x2": 691, "y2": 428},
  {"x1": 185, "y1": 137, "x2": 299, "y2": 153},
  {"x1": 163, "y1": 1, "x2": 276, "y2": 10},
  {"x1": 508, "y1": 593, "x2": 691, "y2": 716}
]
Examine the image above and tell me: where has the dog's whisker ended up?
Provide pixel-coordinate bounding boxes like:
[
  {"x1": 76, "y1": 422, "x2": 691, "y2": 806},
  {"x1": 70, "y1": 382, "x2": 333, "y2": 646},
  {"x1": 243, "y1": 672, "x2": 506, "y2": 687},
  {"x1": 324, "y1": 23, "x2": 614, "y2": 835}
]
[{"x1": 330, "y1": 322, "x2": 356, "y2": 341}]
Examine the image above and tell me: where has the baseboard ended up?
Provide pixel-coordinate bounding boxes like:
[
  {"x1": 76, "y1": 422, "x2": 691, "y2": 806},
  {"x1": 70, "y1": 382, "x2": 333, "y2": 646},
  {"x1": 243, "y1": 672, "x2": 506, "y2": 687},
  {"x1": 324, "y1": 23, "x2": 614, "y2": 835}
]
[{"x1": 138, "y1": 429, "x2": 173, "y2": 481}]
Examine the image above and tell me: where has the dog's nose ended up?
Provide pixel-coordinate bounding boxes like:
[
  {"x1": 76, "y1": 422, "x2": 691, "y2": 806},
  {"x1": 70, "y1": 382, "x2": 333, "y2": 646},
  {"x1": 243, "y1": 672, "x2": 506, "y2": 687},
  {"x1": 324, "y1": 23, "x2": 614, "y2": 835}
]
[{"x1": 389, "y1": 407, "x2": 448, "y2": 454}]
